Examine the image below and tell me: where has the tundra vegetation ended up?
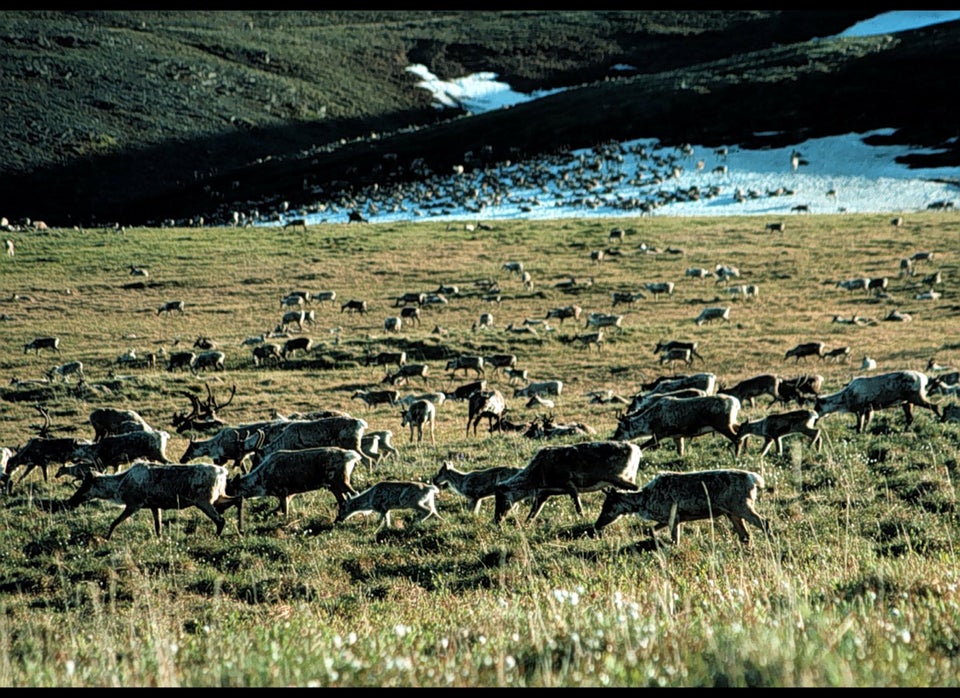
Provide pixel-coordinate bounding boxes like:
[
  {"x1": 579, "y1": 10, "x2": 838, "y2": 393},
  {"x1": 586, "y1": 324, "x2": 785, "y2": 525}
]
[{"x1": 0, "y1": 213, "x2": 958, "y2": 687}]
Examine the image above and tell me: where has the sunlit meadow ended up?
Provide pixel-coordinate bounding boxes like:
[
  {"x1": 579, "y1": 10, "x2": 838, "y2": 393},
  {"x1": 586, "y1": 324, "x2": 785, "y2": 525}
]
[{"x1": 0, "y1": 211, "x2": 958, "y2": 686}]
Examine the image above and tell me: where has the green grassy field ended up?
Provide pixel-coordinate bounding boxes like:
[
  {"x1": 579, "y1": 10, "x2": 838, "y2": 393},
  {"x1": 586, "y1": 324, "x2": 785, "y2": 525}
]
[{"x1": 0, "y1": 212, "x2": 958, "y2": 686}]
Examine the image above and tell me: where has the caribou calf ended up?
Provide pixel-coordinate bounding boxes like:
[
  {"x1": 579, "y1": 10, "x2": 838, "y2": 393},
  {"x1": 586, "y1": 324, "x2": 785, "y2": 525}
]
[
  {"x1": 736, "y1": 409, "x2": 822, "y2": 457},
  {"x1": 433, "y1": 461, "x2": 521, "y2": 515},
  {"x1": 47, "y1": 360, "x2": 84, "y2": 383},
  {"x1": 335, "y1": 481, "x2": 441, "y2": 530},
  {"x1": 694, "y1": 307, "x2": 730, "y2": 325}
]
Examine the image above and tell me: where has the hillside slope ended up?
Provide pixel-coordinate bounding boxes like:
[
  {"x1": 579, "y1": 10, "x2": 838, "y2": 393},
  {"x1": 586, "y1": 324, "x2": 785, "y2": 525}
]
[{"x1": 6, "y1": 10, "x2": 956, "y2": 228}]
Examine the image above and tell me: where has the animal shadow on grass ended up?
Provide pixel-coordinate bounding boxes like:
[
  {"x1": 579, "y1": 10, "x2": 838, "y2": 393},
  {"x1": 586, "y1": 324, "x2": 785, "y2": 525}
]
[
  {"x1": 302, "y1": 516, "x2": 339, "y2": 537},
  {"x1": 619, "y1": 538, "x2": 662, "y2": 554},
  {"x1": 557, "y1": 522, "x2": 601, "y2": 541},
  {"x1": 43, "y1": 497, "x2": 73, "y2": 514}
]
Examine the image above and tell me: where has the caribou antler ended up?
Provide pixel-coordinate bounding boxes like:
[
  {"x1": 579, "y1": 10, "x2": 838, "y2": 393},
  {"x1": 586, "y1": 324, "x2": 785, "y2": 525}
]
[
  {"x1": 172, "y1": 388, "x2": 231, "y2": 434},
  {"x1": 32, "y1": 403, "x2": 52, "y2": 437},
  {"x1": 172, "y1": 392, "x2": 203, "y2": 433},
  {"x1": 206, "y1": 383, "x2": 236, "y2": 413}
]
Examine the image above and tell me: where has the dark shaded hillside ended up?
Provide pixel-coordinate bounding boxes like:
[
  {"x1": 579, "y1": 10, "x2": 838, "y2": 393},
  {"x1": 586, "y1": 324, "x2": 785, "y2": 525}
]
[{"x1": 5, "y1": 9, "x2": 954, "y2": 228}]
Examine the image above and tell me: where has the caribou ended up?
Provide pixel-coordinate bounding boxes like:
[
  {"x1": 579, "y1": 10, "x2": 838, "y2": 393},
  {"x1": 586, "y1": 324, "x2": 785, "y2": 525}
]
[
  {"x1": 65, "y1": 462, "x2": 233, "y2": 539},
  {"x1": 594, "y1": 469, "x2": 770, "y2": 546},
  {"x1": 613, "y1": 394, "x2": 741, "y2": 456},
  {"x1": 493, "y1": 441, "x2": 641, "y2": 524},
  {"x1": 814, "y1": 370, "x2": 940, "y2": 432}
]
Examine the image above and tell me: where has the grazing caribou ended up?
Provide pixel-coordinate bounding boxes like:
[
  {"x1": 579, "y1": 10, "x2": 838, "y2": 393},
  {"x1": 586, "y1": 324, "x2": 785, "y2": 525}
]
[
  {"x1": 613, "y1": 394, "x2": 741, "y2": 456},
  {"x1": 611, "y1": 290, "x2": 646, "y2": 306},
  {"x1": 281, "y1": 337, "x2": 313, "y2": 359},
  {"x1": 735, "y1": 409, "x2": 822, "y2": 457},
  {"x1": 653, "y1": 340, "x2": 704, "y2": 362},
  {"x1": 252, "y1": 342, "x2": 283, "y2": 367},
  {"x1": 383, "y1": 364, "x2": 429, "y2": 386},
  {"x1": 785, "y1": 342, "x2": 826, "y2": 362},
  {"x1": 719, "y1": 374, "x2": 781, "y2": 408},
  {"x1": 340, "y1": 299, "x2": 368, "y2": 314},
  {"x1": 24, "y1": 336, "x2": 61, "y2": 356},
  {"x1": 157, "y1": 300, "x2": 185, "y2": 316},
  {"x1": 466, "y1": 389, "x2": 507, "y2": 437},
  {"x1": 47, "y1": 360, "x2": 84, "y2": 383},
  {"x1": 446, "y1": 355, "x2": 485, "y2": 378},
  {"x1": 814, "y1": 370, "x2": 940, "y2": 433}
]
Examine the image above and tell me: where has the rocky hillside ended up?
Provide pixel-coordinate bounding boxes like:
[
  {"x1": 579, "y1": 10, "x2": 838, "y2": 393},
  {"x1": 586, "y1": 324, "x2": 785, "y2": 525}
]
[{"x1": 2, "y1": 10, "x2": 957, "y2": 228}]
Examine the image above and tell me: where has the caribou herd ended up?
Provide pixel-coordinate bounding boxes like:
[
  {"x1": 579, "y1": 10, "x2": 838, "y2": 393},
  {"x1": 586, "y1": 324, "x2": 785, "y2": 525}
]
[{"x1": 1, "y1": 233, "x2": 956, "y2": 548}]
